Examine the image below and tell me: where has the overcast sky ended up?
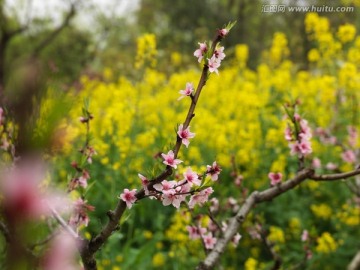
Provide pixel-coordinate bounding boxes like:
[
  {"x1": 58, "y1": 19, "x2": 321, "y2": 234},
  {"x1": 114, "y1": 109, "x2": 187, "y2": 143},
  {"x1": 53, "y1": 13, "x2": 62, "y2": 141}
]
[{"x1": 5, "y1": 0, "x2": 139, "y2": 29}]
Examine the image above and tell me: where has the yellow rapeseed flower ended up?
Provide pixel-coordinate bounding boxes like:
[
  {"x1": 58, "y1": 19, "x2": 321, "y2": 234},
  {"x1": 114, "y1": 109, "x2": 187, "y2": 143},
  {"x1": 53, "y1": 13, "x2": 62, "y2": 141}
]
[
  {"x1": 316, "y1": 232, "x2": 338, "y2": 253},
  {"x1": 337, "y1": 24, "x2": 357, "y2": 43}
]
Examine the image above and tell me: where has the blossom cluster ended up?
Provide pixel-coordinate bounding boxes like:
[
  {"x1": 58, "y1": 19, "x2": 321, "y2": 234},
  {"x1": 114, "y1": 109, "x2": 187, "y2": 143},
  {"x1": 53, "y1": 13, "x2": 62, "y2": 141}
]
[
  {"x1": 186, "y1": 219, "x2": 241, "y2": 250},
  {"x1": 285, "y1": 113, "x2": 312, "y2": 157},
  {"x1": 120, "y1": 161, "x2": 221, "y2": 209},
  {"x1": 193, "y1": 28, "x2": 228, "y2": 74}
]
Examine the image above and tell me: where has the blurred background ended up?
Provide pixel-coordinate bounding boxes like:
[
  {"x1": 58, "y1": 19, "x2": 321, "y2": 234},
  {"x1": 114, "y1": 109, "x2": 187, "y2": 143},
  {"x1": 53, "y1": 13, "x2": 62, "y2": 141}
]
[{"x1": 1, "y1": 0, "x2": 360, "y2": 269}]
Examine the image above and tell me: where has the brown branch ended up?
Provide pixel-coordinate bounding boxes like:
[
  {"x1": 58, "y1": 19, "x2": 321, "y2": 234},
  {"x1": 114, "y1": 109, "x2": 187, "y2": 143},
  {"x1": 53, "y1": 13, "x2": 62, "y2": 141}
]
[
  {"x1": 310, "y1": 168, "x2": 360, "y2": 181},
  {"x1": 0, "y1": 220, "x2": 11, "y2": 243},
  {"x1": 80, "y1": 30, "x2": 227, "y2": 270},
  {"x1": 32, "y1": 3, "x2": 76, "y2": 57},
  {"x1": 197, "y1": 167, "x2": 360, "y2": 269},
  {"x1": 261, "y1": 230, "x2": 282, "y2": 270},
  {"x1": 348, "y1": 250, "x2": 360, "y2": 270}
]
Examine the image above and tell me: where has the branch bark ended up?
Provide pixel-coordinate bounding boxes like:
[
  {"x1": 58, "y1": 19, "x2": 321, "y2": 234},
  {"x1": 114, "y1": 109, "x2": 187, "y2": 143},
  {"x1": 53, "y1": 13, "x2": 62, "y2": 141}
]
[
  {"x1": 348, "y1": 250, "x2": 360, "y2": 270},
  {"x1": 197, "y1": 167, "x2": 360, "y2": 269}
]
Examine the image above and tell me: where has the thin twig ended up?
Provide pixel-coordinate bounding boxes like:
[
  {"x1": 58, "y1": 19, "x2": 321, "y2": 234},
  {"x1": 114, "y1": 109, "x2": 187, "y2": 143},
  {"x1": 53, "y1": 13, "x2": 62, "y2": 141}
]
[{"x1": 50, "y1": 207, "x2": 78, "y2": 239}]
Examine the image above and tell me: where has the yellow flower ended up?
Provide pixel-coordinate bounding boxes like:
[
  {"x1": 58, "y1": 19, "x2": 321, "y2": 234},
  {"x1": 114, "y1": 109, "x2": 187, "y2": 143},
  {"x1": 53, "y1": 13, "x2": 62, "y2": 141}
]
[
  {"x1": 152, "y1": 252, "x2": 165, "y2": 267},
  {"x1": 316, "y1": 232, "x2": 338, "y2": 253},
  {"x1": 235, "y1": 44, "x2": 249, "y2": 67},
  {"x1": 245, "y1": 257, "x2": 258, "y2": 270},
  {"x1": 337, "y1": 24, "x2": 357, "y2": 43},
  {"x1": 267, "y1": 226, "x2": 285, "y2": 244},
  {"x1": 311, "y1": 203, "x2": 332, "y2": 219},
  {"x1": 308, "y1": 49, "x2": 320, "y2": 62}
]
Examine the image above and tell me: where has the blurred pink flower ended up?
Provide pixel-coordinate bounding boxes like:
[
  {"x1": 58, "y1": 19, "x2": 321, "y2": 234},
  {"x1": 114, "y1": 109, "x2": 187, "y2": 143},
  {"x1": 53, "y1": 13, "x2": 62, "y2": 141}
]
[
  {"x1": 312, "y1": 158, "x2": 322, "y2": 169},
  {"x1": 203, "y1": 232, "x2": 217, "y2": 249},
  {"x1": 69, "y1": 198, "x2": 95, "y2": 227},
  {"x1": 206, "y1": 161, "x2": 222, "y2": 181},
  {"x1": 301, "y1": 230, "x2": 309, "y2": 242},
  {"x1": 188, "y1": 187, "x2": 214, "y2": 208},
  {"x1": 326, "y1": 162, "x2": 338, "y2": 170},
  {"x1": 341, "y1": 150, "x2": 356, "y2": 163},
  {"x1": 42, "y1": 231, "x2": 79, "y2": 270},
  {"x1": 1, "y1": 162, "x2": 69, "y2": 223},
  {"x1": 186, "y1": 225, "x2": 206, "y2": 240},
  {"x1": 232, "y1": 233, "x2": 242, "y2": 247}
]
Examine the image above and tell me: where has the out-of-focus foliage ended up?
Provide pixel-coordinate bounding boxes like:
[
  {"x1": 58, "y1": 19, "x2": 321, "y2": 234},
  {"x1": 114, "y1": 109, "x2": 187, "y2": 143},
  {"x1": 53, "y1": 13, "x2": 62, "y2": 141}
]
[{"x1": 43, "y1": 13, "x2": 360, "y2": 269}]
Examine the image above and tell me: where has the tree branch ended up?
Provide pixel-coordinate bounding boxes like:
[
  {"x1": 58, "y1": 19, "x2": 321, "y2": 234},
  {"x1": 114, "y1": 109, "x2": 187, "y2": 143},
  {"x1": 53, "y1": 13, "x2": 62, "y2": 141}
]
[
  {"x1": 197, "y1": 167, "x2": 360, "y2": 269},
  {"x1": 80, "y1": 30, "x2": 227, "y2": 270},
  {"x1": 0, "y1": 220, "x2": 11, "y2": 243},
  {"x1": 32, "y1": 3, "x2": 76, "y2": 57},
  {"x1": 348, "y1": 250, "x2": 360, "y2": 270}
]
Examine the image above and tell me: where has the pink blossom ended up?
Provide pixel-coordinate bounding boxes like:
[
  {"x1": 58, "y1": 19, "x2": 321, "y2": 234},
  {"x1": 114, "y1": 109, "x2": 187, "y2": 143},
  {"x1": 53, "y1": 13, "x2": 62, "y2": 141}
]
[
  {"x1": 177, "y1": 124, "x2": 195, "y2": 147},
  {"x1": 69, "y1": 198, "x2": 95, "y2": 227},
  {"x1": 194, "y1": 42, "x2": 207, "y2": 62},
  {"x1": 285, "y1": 126, "x2": 293, "y2": 141},
  {"x1": 341, "y1": 150, "x2": 356, "y2": 163},
  {"x1": 0, "y1": 162, "x2": 65, "y2": 223},
  {"x1": 207, "y1": 55, "x2": 221, "y2": 74},
  {"x1": 312, "y1": 158, "x2": 322, "y2": 169},
  {"x1": 183, "y1": 167, "x2": 201, "y2": 186},
  {"x1": 209, "y1": 198, "x2": 219, "y2": 213},
  {"x1": 301, "y1": 230, "x2": 309, "y2": 242},
  {"x1": 234, "y1": 175, "x2": 243, "y2": 186},
  {"x1": 138, "y1": 173, "x2": 150, "y2": 195},
  {"x1": 206, "y1": 161, "x2": 222, "y2": 181},
  {"x1": 298, "y1": 140, "x2": 312, "y2": 155},
  {"x1": 347, "y1": 126, "x2": 358, "y2": 147},
  {"x1": 178, "y1": 82, "x2": 194, "y2": 100},
  {"x1": 268, "y1": 172, "x2": 282, "y2": 186},
  {"x1": 153, "y1": 180, "x2": 176, "y2": 193},
  {"x1": 299, "y1": 119, "x2": 312, "y2": 140},
  {"x1": 290, "y1": 140, "x2": 312, "y2": 157},
  {"x1": 162, "y1": 189, "x2": 182, "y2": 208},
  {"x1": 221, "y1": 221, "x2": 228, "y2": 232},
  {"x1": 161, "y1": 150, "x2": 183, "y2": 169},
  {"x1": 232, "y1": 233, "x2": 242, "y2": 247},
  {"x1": 188, "y1": 187, "x2": 214, "y2": 208},
  {"x1": 214, "y1": 46, "x2": 226, "y2": 61},
  {"x1": 78, "y1": 170, "x2": 90, "y2": 188},
  {"x1": 326, "y1": 162, "x2": 338, "y2": 170},
  {"x1": 219, "y1": 28, "x2": 229, "y2": 37},
  {"x1": 186, "y1": 225, "x2": 207, "y2": 239},
  {"x1": 203, "y1": 232, "x2": 217, "y2": 249},
  {"x1": 120, "y1": 188, "x2": 137, "y2": 209}
]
